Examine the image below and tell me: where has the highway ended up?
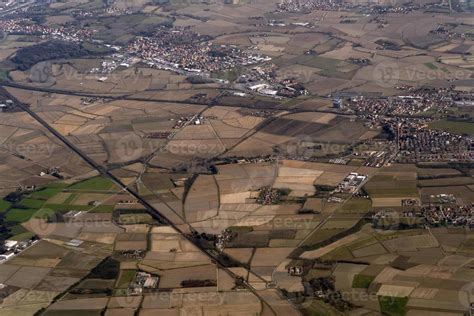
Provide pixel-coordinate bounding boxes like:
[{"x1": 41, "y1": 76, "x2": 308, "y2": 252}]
[
  {"x1": 0, "y1": 80, "x2": 341, "y2": 114},
  {"x1": 0, "y1": 86, "x2": 298, "y2": 315}
]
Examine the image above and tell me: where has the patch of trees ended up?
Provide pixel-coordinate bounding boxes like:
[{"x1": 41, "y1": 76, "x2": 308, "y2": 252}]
[
  {"x1": 375, "y1": 39, "x2": 400, "y2": 51},
  {"x1": 298, "y1": 208, "x2": 319, "y2": 215},
  {"x1": 308, "y1": 277, "x2": 354, "y2": 311},
  {"x1": 11, "y1": 40, "x2": 112, "y2": 71},
  {"x1": 181, "y1": 279, "x2": 217, "y2": 287},
  {"x1": 3, "y1": 192, "x2": 24, "y2": 203},
  {"x1": 218, "y1": 253, "x2": 244, "y2": 268},
  {"x1": 87, "y1": 257, "x2": 120, "y2": 279},
  {"x1": 69, "y1": 288, "x2": 112, "y2": 295},
  {"x1": 186, "y1": 75, "x2": 214, "y2": 84},
  {"x1": 299, "y1": 216, "x2": 371, "y2": 253}
]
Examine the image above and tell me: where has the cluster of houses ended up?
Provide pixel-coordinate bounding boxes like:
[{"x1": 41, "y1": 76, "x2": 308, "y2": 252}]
[
  {"x1": 0, "y1": 238, "x2": 38, "y2": 263},
  {"x1": 335, "y1": 173, "x2": 368, "y2": 194},
  {"x1": 128, "y1": 272, "x2": 159, "y2": 295}
]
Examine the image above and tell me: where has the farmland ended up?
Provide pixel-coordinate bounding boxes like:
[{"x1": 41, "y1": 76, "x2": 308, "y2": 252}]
[
  {"x1": 0, "y1": 0, "x2": 473, "y2": 315},
  {"x1": 428, "y1": 120, "x2": 474, "y2": 136}
]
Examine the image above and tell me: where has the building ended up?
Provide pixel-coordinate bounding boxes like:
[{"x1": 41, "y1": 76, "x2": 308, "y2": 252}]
[
  {"x1": 333, "y1": 98, "x2": 344, "y2": 109},
  {"x1": 4, "y1": 240, "x2": 18, "y2": 250},
  {"x1": 0, "y1": 251, "x2": 15, "y2": 262},
  {"x1": 144, "y1": 276, "x2": 159, "y2": 288},
  {"x1": 65, "y1": 239, "x2": 83, "y2": 247}
]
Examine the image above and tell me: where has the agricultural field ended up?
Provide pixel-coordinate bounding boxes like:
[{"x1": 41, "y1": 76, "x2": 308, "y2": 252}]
[
  {"x1": 0, "y1": 185, "x2": 294, "y2": 315},
  {"x1": 301, "y1": 224, "x2": 474, "y2": 315},
  {"x1": 428, "y1": 119, "x2": 474, "y2": 136},
  {"x1": 0, "y1": 0, "x2": 473, "y2": 315}
]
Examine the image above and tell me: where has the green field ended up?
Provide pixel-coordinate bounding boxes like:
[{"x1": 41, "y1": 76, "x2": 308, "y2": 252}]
[
  {"x1": 44, "y1": 204, "x2": 114, "y2": 213},
  {"x1": 5, "y1": 208, "x2": 38, "y2": 223},
  {"x1": 379, "y1": 296, "x2": 408, "y2": 316},
  {"x1": 320, "y1": 245, "x2": 353, "y2": 261},
  {"x1": 302, "y1": 299, "x2": 344, "y2": 316},
  {"x1": 119, "y1": 213, "x2": 154, "y2": 224},
  {"x1": 8, "y1": 225, "x2": 34, "y2": 241},
  {"x1": 0, "y1": 199, "x2": 11, "y2": 212},
  {"x1": 63, "y1": 193, "x2": 78, "y2": 205},
  {"x1": 337, "y1": 198, "x2": 371, "y2": 215},
  {"x1": 428, "y1": 119, "x2": 474, "y2": 136},
  {"x1": 0, "y1": 68, "x2": 9, "y2": 80},
  {"x1": 352, "y1": 274, "x2": 375, "y2": 289},
  {"x1": 31, "y1": 187, "x2": 63, "y2": 199},
  {"x1": 18, "y1": 198, "x2": 46, "y2": 209},
  {"x1": 68, "y1": 177, "x2": 116, "y2": 191},
  {"x1": 81, "y1": 42, "x2": 112, "y2": 54},
  {"x1": 424, "y1": 62, "x2": 438, "y2": 70},
  {"x1": 116, "y1": 270, "x2": 136, "y2": 288},
  {"x1": 364, "y1": 175, "x2": 418, "y2": 198}
]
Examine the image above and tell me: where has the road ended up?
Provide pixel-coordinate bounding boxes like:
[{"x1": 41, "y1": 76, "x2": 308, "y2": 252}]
[
  {"x1": 0, "y1": 87, "x2": 291, "y2": 315},
  {"x1": 0, "y1": 80, "x2": 346, "y2": 115},
  {"x1": 0, "y1": 1, "x2": 35, "y2": 17}
]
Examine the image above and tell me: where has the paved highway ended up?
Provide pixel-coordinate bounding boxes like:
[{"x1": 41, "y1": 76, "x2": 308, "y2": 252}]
[{"x1": 0, "y1": 86, "x2": 300, "y2": 315}]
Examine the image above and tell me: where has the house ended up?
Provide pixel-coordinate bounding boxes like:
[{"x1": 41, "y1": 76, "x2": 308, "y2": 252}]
[
  {"x1": 4, "y1": 240, "x2": 18, "y2": 250},
  {"x1": 0, "y1": 251, "x2": 15, "y2": 262}
]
